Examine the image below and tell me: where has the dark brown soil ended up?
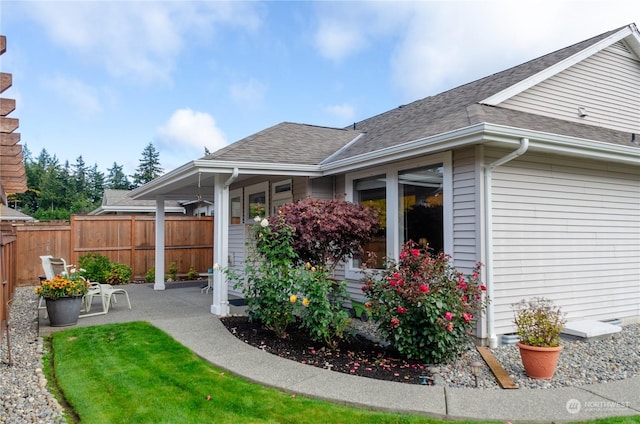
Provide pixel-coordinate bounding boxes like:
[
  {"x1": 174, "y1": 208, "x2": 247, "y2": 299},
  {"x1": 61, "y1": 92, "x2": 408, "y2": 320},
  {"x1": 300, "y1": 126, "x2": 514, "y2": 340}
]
[{"x1": 220, "y1": 316, "x2": 434, "y2": 385}]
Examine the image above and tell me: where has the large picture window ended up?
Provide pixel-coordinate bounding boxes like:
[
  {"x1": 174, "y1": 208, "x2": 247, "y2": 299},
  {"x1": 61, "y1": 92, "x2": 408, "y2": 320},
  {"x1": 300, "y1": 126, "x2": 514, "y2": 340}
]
[
  {"x1": 398, "y1": 164, "x2": 444, "y2": 253},
  {"x1": 354, "y1": 174, "x2": 386, "y2": 268}
]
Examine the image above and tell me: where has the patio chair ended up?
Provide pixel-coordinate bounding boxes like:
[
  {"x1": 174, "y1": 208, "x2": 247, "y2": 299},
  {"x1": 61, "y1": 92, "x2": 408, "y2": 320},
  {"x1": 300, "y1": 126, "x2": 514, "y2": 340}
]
[
  {"x1": 38, "y1": 255, "x2": 73, "y2": 315},
  {"x1": 83, "y1": 281, "x2": 131, "y2": 314}
]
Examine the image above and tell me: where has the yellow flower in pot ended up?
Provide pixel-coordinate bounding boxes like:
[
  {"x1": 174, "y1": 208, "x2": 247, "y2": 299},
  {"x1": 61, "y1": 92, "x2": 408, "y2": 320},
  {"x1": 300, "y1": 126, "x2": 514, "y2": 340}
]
[
  {"x1": 35, "y1": 272, "x2": 90, "y2": 300},
  {"x1": 35, "y1": 271, "x2": 90, "y2": 327},
  {"x1": 512, "y1": 297, "x2": 566, "y2": 379}
]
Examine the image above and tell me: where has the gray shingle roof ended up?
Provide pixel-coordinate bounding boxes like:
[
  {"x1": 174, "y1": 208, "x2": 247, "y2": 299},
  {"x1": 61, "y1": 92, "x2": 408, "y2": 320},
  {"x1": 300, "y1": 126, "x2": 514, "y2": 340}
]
[
  {"x1": 204, "y1": 25, "x2": 636, "y2": 167},
  {"x1": 327, "y1": 26, "x2": 631, "y2": 162},
  {"x1": 203, "y1": 122, "x2": 359, "y2": 165}
]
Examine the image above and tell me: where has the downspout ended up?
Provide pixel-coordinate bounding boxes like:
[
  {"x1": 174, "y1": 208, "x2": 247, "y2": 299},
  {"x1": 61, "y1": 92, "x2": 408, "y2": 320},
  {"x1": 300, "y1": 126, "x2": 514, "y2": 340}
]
[
  {"x1": 225, "y1": 167, "x2": 239, "y2": 187},
  {"x1": 484, "y1": 138, "x2": 529, "y2": 348}
]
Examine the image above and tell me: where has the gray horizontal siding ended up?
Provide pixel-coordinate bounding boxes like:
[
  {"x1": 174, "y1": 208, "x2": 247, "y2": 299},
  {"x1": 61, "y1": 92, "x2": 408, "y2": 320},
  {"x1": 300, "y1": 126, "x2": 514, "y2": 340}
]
[
  {"x1": 488, "y1": 152, "x2": 640, "y2": 334},
  {"x1": 501, "y1": 42, "x2": 640, "y2": 134}
]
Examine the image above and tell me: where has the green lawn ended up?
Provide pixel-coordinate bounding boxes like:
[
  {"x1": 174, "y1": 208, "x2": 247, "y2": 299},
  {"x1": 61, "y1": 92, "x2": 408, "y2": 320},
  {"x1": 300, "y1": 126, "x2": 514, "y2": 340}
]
[{"x1": 46, "y1": 321, "x2": 638, "y2": 424}]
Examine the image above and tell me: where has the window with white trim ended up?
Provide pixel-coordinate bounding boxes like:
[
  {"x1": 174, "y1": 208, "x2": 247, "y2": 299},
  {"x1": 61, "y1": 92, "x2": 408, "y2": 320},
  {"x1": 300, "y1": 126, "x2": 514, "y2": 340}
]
[
  {"x1": 271, "y1": 179, "x2": 292, "y2": 215},
  {"x1": 398, "y1": 164, "x2": 444, "y2": 253},
  {"x1": 230, "y1": 188, "x2": 242, "y2": 225},
  {"x1": 245, "y1": 182, "x2": 269, "y2": 220},
  {"x1": 345, "y1": 153, "x2": 452, "y2": 279}
]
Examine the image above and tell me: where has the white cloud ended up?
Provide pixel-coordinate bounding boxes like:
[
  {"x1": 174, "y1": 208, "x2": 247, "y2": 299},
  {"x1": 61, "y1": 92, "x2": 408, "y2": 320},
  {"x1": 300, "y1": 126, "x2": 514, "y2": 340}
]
[
  {"x1": 325, "y1": 103, "x2": 356, "y2": 123},
  {"x1": 45, "y1": 76, "x2": 102, "y2": 119},
  {"x1": 313, "y1": 1, "x2": 638, "y2": 101},
  {"x1": 230, "y1": 78, "x2": 268, "y2": 109},
  {"x1": 157, "y1": 109, "x2": 227, "y2": 157},
  {"x1": 314, "y1": 21, "x2": 368, "y2": 62},
  {"x1": 26, "y1": 2, "x2": 263, "y2": 83}
]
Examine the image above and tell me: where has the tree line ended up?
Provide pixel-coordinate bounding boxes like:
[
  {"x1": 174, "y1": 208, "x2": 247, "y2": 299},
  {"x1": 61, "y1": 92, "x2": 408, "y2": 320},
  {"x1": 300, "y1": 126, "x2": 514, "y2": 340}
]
[{"x1": 8, "y1": 142, "x2": 164, "y2": 221}]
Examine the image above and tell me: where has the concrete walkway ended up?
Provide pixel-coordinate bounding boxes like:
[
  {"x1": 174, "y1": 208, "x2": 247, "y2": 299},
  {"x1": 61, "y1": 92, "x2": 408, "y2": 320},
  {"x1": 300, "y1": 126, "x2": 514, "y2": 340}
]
[{"x1": 38, "y1": 282, "x2": 640, "y2": 423}]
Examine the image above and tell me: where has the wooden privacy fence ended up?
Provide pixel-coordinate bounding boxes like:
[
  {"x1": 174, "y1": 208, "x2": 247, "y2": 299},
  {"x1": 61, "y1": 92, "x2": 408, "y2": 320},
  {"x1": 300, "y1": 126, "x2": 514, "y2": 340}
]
[
  {"x1": 14, "y1": 215, "x2": 214, "y2": 286},
  {"x1": 1, "y1": 224, "x2": 18, "y2": 364}
]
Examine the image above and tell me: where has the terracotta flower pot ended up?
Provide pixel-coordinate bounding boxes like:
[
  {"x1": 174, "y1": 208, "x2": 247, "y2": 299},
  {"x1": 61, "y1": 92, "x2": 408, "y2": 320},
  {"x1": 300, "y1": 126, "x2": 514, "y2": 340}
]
[{"x1": 517, "y1": 341, "x2": 563, "y2": 379}]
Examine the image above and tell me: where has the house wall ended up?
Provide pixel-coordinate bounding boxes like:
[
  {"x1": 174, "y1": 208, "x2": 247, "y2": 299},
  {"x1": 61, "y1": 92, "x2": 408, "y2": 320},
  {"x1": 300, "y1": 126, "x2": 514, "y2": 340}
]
[
  {"x1": 452, "y1": 147, "x2": 483, "y2": 271},
  {"x1": 488, "y1": 150, "x2": 640, "y2": 335},
  {"x1": 500, "y1": 41, "x2": 640, "y2": 134}
]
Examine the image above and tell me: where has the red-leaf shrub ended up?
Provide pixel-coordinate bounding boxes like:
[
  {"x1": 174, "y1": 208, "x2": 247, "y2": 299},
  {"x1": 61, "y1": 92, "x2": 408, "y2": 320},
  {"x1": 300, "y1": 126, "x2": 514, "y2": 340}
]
[{"x1": 274, "y1": 198, "x2": 380, "y2": 272}]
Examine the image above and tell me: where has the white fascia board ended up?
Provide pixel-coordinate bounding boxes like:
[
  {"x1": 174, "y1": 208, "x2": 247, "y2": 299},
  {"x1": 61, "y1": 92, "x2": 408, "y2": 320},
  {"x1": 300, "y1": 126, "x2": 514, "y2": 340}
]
[
  {"x1": 483, "y1": 124, "x2": 640, "y2": 165},
  {"x1": 320, "y1": 123, "x2": 488, "y2": 175},
  {"x1": 481, "y1": 26, "x2": 634, "y2": 106},
  {"x1": 321, "y1": 122, "x2": 639, "y2": 175},
  {"x1": 131, "y1": 159, "x2": 322, "y2": 199},
  {"x1": 192, "y1": 160, "x2": 322, "y2": 175}
]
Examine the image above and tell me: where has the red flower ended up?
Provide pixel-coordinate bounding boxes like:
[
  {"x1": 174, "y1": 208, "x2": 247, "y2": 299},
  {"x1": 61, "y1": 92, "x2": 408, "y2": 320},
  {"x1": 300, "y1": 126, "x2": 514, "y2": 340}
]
[
  {"x1": 397, "y1": 306, "x2": 407, "y2": 314},
  {"x1": 446, "y1": 322, "x2": 454, "y2": 332},
  {"x1": 480, "y1": 285, "x2": 487, "y2": 291},
  {"x1": 361, "y1": 284, "x2": 367, "y2": 292},
  {"x1": 399, "y1": 251, "x2": 409, "y2": 260},
  {"x1": 444, "y1": 312, "x2": 453, "y2": 321},
  {"x1": 364, "y1": 302, "x2": 371, "y2": 308},
  {"x1": 461, "y1": 295, "x2": 468, "y2": 303},
  {"x1": 411, "y1": 249, "x2": 420, "y2": 257},
  {"x1": 462, "y1": 312, "x2": 473, "y2": 323},
  {"x1": 419, "y1": 284, "x2": 430, "y2": 293},
  {"x1": 456, "y1": 282, "x2": 467, "y2": 290},
  {"x1": 389, "y1": 317, "x2": 400, "y2": 328}
]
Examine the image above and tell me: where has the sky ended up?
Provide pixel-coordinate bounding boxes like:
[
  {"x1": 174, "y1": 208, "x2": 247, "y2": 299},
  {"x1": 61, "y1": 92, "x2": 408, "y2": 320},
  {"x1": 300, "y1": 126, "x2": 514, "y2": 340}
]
[{"x1": 1, "y1": 1, "x2": 639, "y2": 177}]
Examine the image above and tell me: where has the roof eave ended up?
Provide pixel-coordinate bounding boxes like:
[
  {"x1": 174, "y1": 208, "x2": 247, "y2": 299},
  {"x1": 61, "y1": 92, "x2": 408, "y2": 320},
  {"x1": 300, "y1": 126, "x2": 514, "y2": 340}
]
[
  {"x1": 320, "y1": 123, "x2": 639, "y2": 175},
  {"x1": 130, "y1": 159, "x2": 323, "y2": 200},
  {"x1": 481, "y1": 25, "x2": 637, "y2": 106}
]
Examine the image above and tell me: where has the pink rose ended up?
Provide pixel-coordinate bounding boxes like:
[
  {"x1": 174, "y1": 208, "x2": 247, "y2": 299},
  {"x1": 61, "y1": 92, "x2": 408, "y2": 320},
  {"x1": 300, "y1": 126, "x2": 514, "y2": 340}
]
[
  {"x1": 444, "y1": 312, "x2": 453, "y2": 321},
  {"x1": 397, "y1": 306, "x2": 407, "y2": 314}
]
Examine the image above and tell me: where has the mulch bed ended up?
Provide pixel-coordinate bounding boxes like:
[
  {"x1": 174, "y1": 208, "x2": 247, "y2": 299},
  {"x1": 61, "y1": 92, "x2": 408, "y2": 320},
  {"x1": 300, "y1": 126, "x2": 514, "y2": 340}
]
[{"x1": 220, "y1": 316, "x2": 434, "y2": 385}]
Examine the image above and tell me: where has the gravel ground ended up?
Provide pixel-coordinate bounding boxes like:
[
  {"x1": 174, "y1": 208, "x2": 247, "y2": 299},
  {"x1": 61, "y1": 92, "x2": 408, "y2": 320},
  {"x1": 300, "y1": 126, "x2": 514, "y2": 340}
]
[
  {"x1": 1, "y1": 287, "x2": 66, "y2": 423},
  {"x1": 351, "y1": 317, "x2": 640, "y2": 389}
]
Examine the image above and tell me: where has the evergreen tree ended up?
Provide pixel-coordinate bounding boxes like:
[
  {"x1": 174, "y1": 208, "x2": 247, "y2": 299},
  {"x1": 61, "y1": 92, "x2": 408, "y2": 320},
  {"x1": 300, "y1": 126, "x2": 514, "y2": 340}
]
[
  {"x1": 106, "y1": 162, "x2": 132, "y2": 190},
  {"x1": 131, "y1": 142, "x2": 163, "y2": 188}
]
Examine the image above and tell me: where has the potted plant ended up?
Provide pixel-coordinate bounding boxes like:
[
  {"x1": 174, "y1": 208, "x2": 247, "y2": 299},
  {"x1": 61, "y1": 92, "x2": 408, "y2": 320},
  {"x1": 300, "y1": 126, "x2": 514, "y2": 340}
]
[
  {"x1": 512, "y1": 297, "x2": 566, "y2": 379},
  {"x1": 35, "y1": 269, "x2": 90, "y2": 327}
]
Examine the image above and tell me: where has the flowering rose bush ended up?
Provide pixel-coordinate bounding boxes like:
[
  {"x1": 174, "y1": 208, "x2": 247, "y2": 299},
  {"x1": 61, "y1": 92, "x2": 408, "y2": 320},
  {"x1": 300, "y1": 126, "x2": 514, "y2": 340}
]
[
  {"x1": 237, "y1": 215, "x2": 299, "y2": 338},
  {"x1": 35, "y1": 269, "x2": 90, "y2": 300},
  {"x1": 361, "y1": 241, "x2": 486, "y2": 363},
  {"x1": 293, "y1": 263, "x2": 351, "y2": 348},
  {"x1": 233, "y1": 213, "x2": 353, "y2": 346}
]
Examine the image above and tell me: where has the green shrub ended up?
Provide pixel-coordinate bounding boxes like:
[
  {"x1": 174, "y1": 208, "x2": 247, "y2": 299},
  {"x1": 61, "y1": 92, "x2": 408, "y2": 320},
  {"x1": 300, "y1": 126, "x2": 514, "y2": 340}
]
[
  {"x1": 294, "y1": 266, "x2": 352, "y2": 348},
  {"x1": 107, "y1": 263, "x2": 132, "y2": 285},
  {"x1": 145, "y1": 267, "x2": 155, "y2": 283},
  {"x1": 187, "y1": 265, "x2": 198, "y2": 280},
  {"x1": 361, "y1": 241, "x2": 487, "y2": 363},
  {"x1": 168, "y1": 262, "x2": 178, "y2": 281},
  {"x1": 235, "y1": 215, "x2": 299, "y2": 338},
  {"x1": 78, "y1": 253, "x2": 111, "y2": 283}
]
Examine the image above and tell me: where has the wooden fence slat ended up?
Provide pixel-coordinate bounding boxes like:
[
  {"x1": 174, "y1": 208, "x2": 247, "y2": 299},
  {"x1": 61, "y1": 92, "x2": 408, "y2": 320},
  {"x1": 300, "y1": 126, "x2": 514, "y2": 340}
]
[{"x1": 14, "y1": 215, "x2": 214, "y2": 285}]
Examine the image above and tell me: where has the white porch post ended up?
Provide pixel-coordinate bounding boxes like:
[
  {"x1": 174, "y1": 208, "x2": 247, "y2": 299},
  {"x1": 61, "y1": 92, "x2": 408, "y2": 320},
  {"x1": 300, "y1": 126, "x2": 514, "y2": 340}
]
[
  {"x1": 154, "y1": 196, "x2": 166, "y2": 290},
  {"x1": 211, "y1": 174, "x2": 230, "y2": 315}
]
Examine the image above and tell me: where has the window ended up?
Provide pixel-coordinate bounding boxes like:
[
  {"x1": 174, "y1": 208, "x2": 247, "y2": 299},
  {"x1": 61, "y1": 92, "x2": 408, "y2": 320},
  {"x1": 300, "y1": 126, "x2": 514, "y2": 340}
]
[
  {"x1": 398, "y1": 164, "x2": 444, "y2": 253},
  {"x1": 230, "y1": 189, "x2": 242, "y2": 225},
  {"x1": 245, "y1": 182, "x2": 269, "y2": 220},
  {"x1": 354, "y1": 174, "x2": 386, "y2": 268},
  {"x1": 345, "y1": 153, "x2": 451, "y2": 278},
  {"x1": 271, "y1": 179, "x2": 293, "y2": 215}
]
